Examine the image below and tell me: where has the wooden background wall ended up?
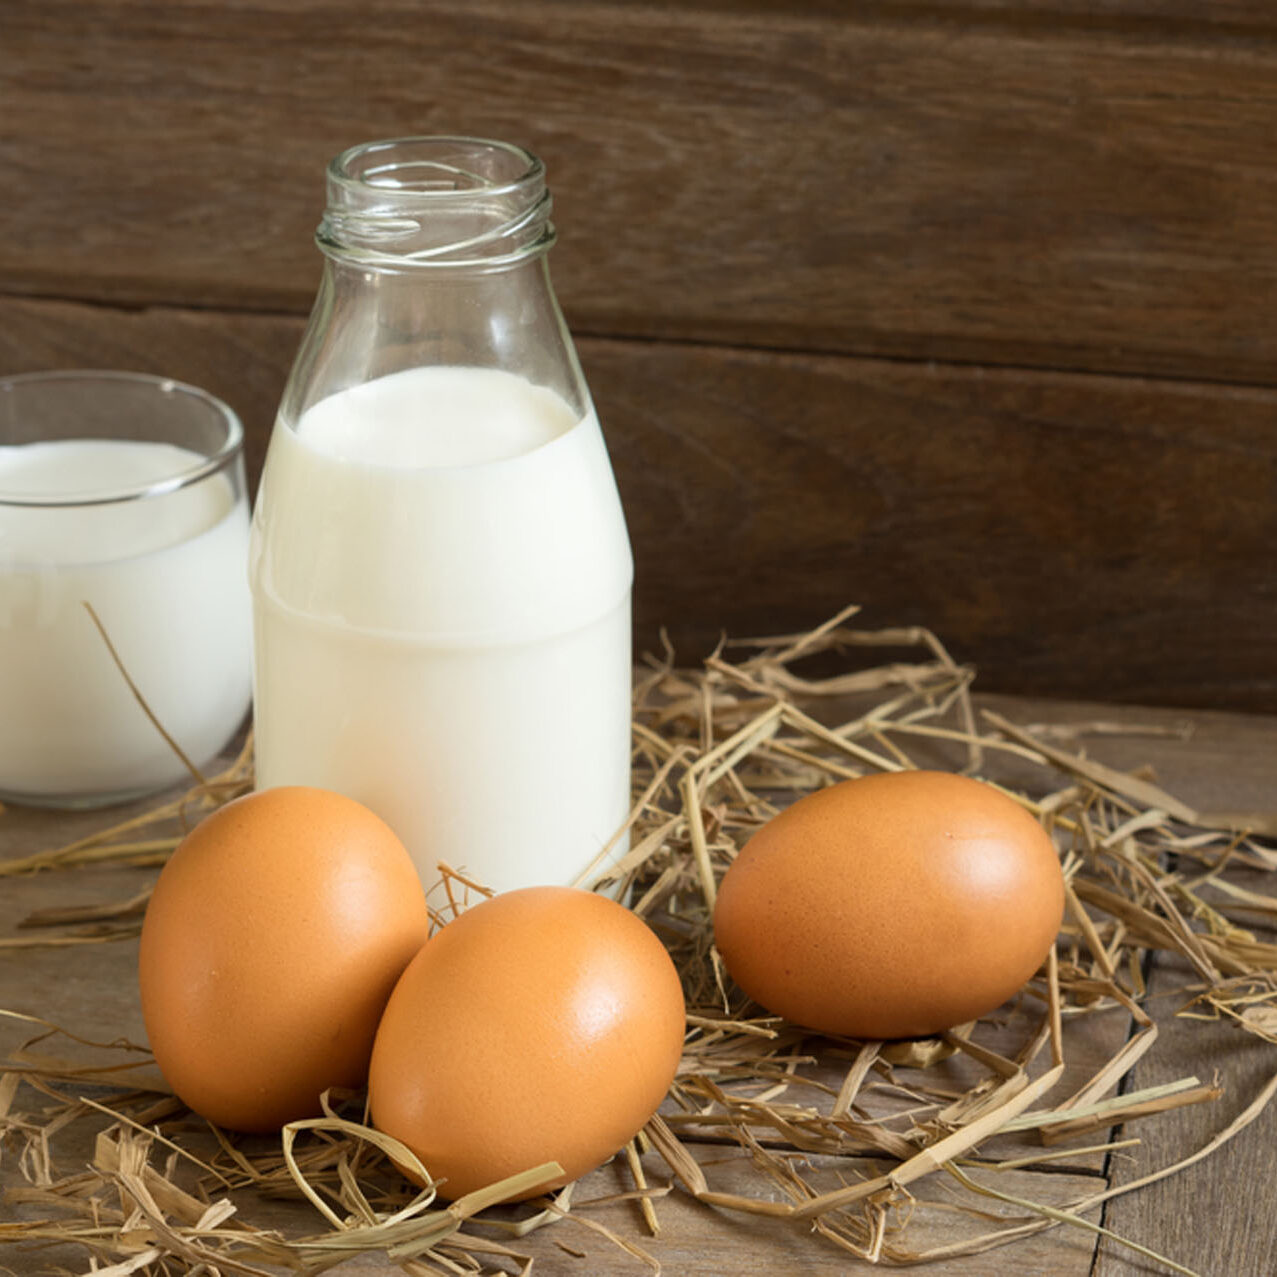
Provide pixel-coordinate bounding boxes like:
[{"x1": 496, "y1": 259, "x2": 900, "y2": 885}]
[{"x1": 3, "y1": 0, "x2": 1275, "y2": 712}]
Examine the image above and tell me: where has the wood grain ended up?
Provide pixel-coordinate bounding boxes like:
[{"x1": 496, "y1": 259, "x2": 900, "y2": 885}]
[
  {"x1": 1095, "y1": 953, "x2": 1277, "y2": 1276},
  {"x1": 593, "y1": 339, "x2": 1277, "y2": 712},
  {"x1": 3, "y1": 293, "x2": 1275, "y2": 712},
  {"x1": 798, "y1": 0, "x2": 1277, "y2": 30},
  {"x1": 2, "y1": 1, "x2": 1277, "y2": 383},
  {"x1": 970, "y1": 694, "x2": 1277, "y2": 823}
]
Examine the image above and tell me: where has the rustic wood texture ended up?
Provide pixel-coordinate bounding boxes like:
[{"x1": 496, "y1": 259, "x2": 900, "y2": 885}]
[
  {"x1": 2, "y1": 7, "x2": 1274, "y2": 1269},
  {"x1": 1, "y1": 694, "x2": 1274, "y2": 1274},
  {"x1": 1097, "y1": 955, "x2": 1277, "y2": 1276},
  {"x1": 857, "y1": 0, "x2": 1277, "y2": 28},
  {"x1": 981, "y1": 695, "x2": 1277, "y2": 1277},
  {"x1": 595, "y1": 341, "x2": 1277, "y2": 711},
  {"x1": 2, "y1": 1, "x2": 1275, "y2": 712},
  {"x1": 3, "y1": 293, "x2": 1274, "y2": 712},
  {"x1": 2, "y1": 1, "x2": 1276, "y2": 385}
]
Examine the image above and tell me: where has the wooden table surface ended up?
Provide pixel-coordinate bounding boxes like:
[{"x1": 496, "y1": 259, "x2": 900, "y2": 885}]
[{"x1": 2, "y1": 692, "x2": 1274, "y2": 1276}]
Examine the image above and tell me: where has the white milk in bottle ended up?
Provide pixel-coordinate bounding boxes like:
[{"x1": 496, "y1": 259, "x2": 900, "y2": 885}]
[
  {"x1": 250, "y1": 364, "x2": 633, "y2": 892},
  {"x1": 250, "y1": 138, "x2": 636, "y2": 894}
]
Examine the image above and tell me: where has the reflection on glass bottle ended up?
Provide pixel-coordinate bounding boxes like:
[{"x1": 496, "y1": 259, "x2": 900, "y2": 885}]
[{"x1": 249, "y1": 137, "x2": 634, "y2": 896}]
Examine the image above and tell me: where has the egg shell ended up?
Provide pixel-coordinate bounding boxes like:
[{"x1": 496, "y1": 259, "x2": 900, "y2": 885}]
[
  {"x1": 138, "y1": 786, "x2": 429, "y2": 1132},
  {"x1": 713, "y1": 770, "x2": 1065, "y2": 1040},
  {"x1": 368, "y1": 886, "x2": 686, "y2": 1201}
]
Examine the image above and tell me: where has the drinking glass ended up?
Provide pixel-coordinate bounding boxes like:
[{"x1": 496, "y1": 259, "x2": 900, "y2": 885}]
[{"x1": 0, "y1": 370, "x2": 253, "y2": 807}]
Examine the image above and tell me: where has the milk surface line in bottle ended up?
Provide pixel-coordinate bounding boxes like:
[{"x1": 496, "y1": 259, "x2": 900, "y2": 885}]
[{"x1": 249, "y1": 137, "x2": 634, "y2": 896}]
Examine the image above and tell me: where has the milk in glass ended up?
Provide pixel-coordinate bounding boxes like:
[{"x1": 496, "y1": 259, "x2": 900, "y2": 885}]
[{"x1": 0, "y1": 438, "x2": 252, "y2": 802}]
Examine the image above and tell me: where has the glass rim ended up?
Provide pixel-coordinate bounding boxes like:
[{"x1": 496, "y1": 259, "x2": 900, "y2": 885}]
[
  {"x1": 0, "y1": 370, "x2": 244, "y2": 508},
  {"x1": 327, "y1": 135, "x2": 545, "y2": 203},
  {"x1": 319, "y1": 137, "x2": 556, "y2": 272}
]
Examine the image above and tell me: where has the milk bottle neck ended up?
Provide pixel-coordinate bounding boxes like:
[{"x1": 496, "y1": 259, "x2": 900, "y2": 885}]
[
  {"x1": 280, "y1": 137, "x2": 588, "y2": 425},
  {"x1": 318, "y1": 136, "x2": 556, "y2": 270}
]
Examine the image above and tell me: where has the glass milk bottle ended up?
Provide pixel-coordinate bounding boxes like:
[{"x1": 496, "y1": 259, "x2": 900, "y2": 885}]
[{"x1": 249, "y1": 137, "x2": 634, "y2": 896}]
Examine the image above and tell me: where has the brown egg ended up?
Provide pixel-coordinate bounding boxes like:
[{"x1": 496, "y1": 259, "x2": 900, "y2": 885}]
[
  {"x1": 713, "y1": 770, "x2": 1064, "y2": 1040},
  {"x1": 138, "y1": 786, "x2": 429, "y2": 1131},
  {"x1": 368, "y1": 886, "x2": 685, "y2": 1201}
]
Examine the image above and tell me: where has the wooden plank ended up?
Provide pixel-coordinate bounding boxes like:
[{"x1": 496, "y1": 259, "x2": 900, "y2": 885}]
[
  {"x1": 813, "y1": 0, "x2": 1277, "y2": 30},
  {"x1": 987, "y1": 696, "x2": 1277, "y2": 1274},
  {"x1": 3, "y1": 293, "x2": 1275, "y2": 712},
  {"x1": 460, "y1": 0, "x2": 1277, "y2": 31},
  {"x1": 537, "y1": 1147, "x2": 1102, "y2": 1274},
  {"x1": 599, "y1": 343, "x2": 1277, "y2": 713},
  {"x1": 3, "y1": 2, "x2": 1277, "y2": 382},
  {"x1": 1095, "y1": 952, "x2": 1277, "y2": 1276},
  {"x1": 973, "y1": 694, "x2": 1277, "y2": 823}
]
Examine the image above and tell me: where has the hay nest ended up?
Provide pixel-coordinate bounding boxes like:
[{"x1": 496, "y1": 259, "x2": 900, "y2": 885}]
[{"x1": 2, "y1": 603, "x2": 1275, "y2": 1275}]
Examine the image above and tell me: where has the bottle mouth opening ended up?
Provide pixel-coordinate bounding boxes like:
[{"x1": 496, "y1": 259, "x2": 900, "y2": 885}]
[
  {"x1": 331, "y1": 136, "x2": 545, "y2": 202},
  {"x1": 319, "y1": 136, "x2": 556, "y2": 270}
]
